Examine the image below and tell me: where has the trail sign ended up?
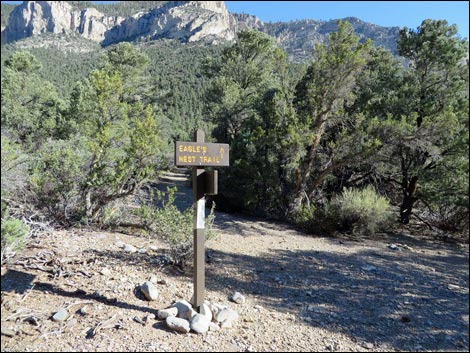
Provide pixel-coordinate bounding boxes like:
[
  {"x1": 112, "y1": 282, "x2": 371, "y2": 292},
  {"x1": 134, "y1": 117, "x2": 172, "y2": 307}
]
[
  {"x1": 175, "y1": 141, "x2": 229, "y2": 167},
  {"x1": 174, "y1": 130, "x2": 229, "y2": 311}
]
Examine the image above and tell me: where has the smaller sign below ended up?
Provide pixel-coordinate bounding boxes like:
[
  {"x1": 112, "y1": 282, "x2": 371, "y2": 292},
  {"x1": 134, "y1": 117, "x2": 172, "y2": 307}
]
[{"x1": 175, "y1": 141, "x2": 230, "y2": 167}]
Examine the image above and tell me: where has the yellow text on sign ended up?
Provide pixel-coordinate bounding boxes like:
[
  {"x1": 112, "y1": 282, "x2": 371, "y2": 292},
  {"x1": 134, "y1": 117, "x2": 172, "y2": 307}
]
[
  {"x1": 178, "y1": 155, "x2": 222, "y2": 164},
  {"x1": 179, "y1": 145, "x2": 208, "y2": 153}
]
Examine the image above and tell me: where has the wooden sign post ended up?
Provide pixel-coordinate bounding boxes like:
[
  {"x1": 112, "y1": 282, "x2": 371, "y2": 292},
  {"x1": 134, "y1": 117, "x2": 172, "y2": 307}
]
[{"x1": 175, "y1": 129, "x2": 229, "y2": 310}]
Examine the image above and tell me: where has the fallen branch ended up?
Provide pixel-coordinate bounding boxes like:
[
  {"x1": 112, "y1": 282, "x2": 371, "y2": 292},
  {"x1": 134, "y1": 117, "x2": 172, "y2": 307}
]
[{"x1": 88, "y1": 314, "x2": 125, "y2": 338}]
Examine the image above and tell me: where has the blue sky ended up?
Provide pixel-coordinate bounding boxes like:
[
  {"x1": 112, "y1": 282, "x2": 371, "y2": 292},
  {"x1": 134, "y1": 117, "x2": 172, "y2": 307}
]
[
  {"x1": 2, "y1": 1, "x2": 469, "y2": 39},
  {"x1": 225, "y1": 1, "x2": 469, "y2": 39}
]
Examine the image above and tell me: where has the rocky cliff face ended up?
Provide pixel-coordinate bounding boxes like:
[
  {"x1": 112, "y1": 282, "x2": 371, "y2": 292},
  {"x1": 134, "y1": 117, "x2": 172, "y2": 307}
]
[
  {"x1": 2, "y1": 1, "x2": 124, "y2": 44},
  {"x1": 2, "y1": 1, "x2": 400, "y2": 61},
  {"x1": 102, "y1": 1, "x2": 234, "y2": 46}
]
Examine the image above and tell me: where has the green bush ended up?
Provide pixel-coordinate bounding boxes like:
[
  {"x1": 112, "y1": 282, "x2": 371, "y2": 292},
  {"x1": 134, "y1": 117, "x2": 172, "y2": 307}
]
[
  {"x1": 330, "y1": 186, "x2": 392, "y2": 235},
  {"x1": 292, "y1": 203, "x2": 317, "y2": 230},
  {"x1": 135, "y1": 186, "x2": 216, "y2": 267},
  {"x1": 1, "y1": 211, "x2": 30, "y2": 263},
  {"x1": 30, "y1": 136, "x2": 89, "y2": 224}
]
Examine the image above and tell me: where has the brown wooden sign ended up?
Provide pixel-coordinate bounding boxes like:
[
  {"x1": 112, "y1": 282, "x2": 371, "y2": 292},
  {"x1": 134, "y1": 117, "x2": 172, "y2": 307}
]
[
  {"x1": 174, "y1": 130, "x2": 229, "y2": 311},
  {"x1": 175, "y1": 141, "x2": 229, "y2": 167}
]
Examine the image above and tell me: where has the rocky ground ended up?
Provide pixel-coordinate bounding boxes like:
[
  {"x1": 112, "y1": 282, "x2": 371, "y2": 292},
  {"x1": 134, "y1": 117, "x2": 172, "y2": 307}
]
[{"x1": 1, "y1": 173, "x2": 469, "y2": 352}]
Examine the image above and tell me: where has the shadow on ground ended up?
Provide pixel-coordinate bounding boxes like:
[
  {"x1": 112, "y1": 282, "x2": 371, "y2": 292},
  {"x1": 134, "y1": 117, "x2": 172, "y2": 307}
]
[{"x1": 205, "y1": 244, "x2": 469, "y2": 351}]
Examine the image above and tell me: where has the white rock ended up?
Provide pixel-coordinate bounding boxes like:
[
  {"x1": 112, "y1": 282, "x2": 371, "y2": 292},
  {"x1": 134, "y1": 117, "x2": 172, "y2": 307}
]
[
  {"x1": 215, "y1": 308, "x2": 239, "y2": 324},
  {"x1": 208, "y1": 322, "x2": 220, "y2": 331},
  {"x1": 171, "y1": 300, "x2": 193, "y2": 319},
  {"x1": 186, "y1": 308, "x2": 198, "y2": 320},
  {"x1": 123, "y1": 244, "x2": 137, "y2": 253},
  {"x1": 230, "y1": 292, "x2": 246, "y2": 304},
  {"x1": 165, "y1": 316, "x2": 190, "y2": 333},
  {"x1": 149, "y1": 274, "x2": 158, "y2": 284},
  {"x1": 200, "y1": 303, "x2": 213, "y2": 322},
  {"x1": 115, "y1": 241, "x2": 125, "y2": 248},
  {"x1": 190, "y1": 314, "x2": 210, "y2": 334},
  {"x1": 157, "y1": 307, "x2": 178, "y2": 319},
  {"x1": 100, "y1": 267, "x2": 111, "y2": 276},
  {"x1": 140, "y1": 281, "x2": 158, "y2": 301},
  {"x1": 52, "y1": 308, "x2": 69, "y2": 322}
]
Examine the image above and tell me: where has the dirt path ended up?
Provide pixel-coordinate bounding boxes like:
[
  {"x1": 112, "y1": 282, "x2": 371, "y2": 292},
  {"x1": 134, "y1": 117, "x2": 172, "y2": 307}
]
[{"x1": 1, "y1": 172, "x2": 469, "y2": 352}]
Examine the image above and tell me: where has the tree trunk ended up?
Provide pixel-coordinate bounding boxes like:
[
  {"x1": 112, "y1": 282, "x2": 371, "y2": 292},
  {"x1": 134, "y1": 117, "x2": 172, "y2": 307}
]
[
  {"x1": 288, "y1": 120, "x2": 326, "y2": 215},
  {"x1": 400, "y1": 175, "x2": 418, "y2": 224}
]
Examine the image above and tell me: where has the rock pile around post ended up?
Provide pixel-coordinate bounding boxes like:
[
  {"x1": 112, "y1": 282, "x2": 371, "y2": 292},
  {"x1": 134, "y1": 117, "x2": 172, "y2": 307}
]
[{"x1": 158, "y1": 299, "x2": 239, "y2": 334}]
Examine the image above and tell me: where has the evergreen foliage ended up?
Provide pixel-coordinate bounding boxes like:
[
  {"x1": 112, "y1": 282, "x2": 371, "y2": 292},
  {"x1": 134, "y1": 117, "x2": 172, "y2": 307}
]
[
  {"x1": 0, "y1": 18, "x2": 468, "y2": 238},
  {"x1": 204, "y1": 20, "x2": 469, "y2": 235}
]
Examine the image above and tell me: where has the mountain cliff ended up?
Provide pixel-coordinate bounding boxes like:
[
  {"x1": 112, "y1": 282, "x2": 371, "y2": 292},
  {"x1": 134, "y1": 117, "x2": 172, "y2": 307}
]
[
  {"x1": 2, "y1": 1, "x2": 235, "y2": 46},
  {"x1": 1, "y1": 1, "x2": 400, "y2": 60},
  {"x1": 102, "y1": 1, "x2": 234, "y2": 46},
  {"x1": 2, "y1": 1, "x2": 124, "y2": 43}
]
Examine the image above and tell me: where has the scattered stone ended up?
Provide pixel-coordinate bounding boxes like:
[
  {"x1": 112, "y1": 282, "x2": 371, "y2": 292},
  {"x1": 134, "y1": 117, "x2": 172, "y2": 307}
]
[
  {"x1": 52, "y1": 308, "x2": 69, "y2": 322},
  {"x1": 186, "y1": 308, "x2": 198, "y2": 320},
  {"x1": 361, "y1": 265, "x2": 377, "y2": 272},
  {"x1": 157, "y1": 307, "x2": 178, "y2": 320},
  {"x1": 208, "y1": 322, "x2": 220, "y2": 331},
  {"x1": 172, "y1": 300, "x2": 193, "y2": 319},
  {"x1": 149, "y1": 245, "x2": 158, "y2": 251},
  {"x1": 115, "y1": 240, "x2": 125, "y2": 248},
  {"x1": 200, "y1": 303, "x2": 213, "y2": 322},
  {"x1": 363, "y1": 342, "x2": 374, "y2": 349},
  {"x1": 211, "y1": 303, "x2": 227, "y2": 317},
  {"x1": 157, "y1": 278, "x2": 167, "y2": 285},
  {"x1": 215, "y1": 308, "x2": 239, "y2": 325},
  {"x1": 230, "y1": 292, "x2": 246, "y2": 304},
  {"x1": 100, "y1": 267, "x2": 111, "y2": 276},
  {"x1": 146, "y1": 313, "x2": 156, "y2": 320},
  {"x1": 1, "y1": 328, "x2": 16, "y2": 337},
  {"x1": 140, "y1": 281, "x2": 159, "y2": 301},
  {"x1": 254, "y1": 305, "x2": 263, "y2": 310},
  {"x1": 388, "y1": 244, "x2": 399, "y2": 251},
  {"x1": 133, "y1": 316, "x2": 146, "y2": 325},
  {"x1": 165, "y1": 316, "x2": 190, "y2": 333},
  {"x1": 190, "y1": 314, "x2": 210, "y2": 334},
  {"x1": 79, "y1": 306, "x2": 88, "y2": 316},
  {"x1": 123, "y1": 244, "x2": 137, "y2": 253},
  {"x1": 149, "y1": 274, "x2": 158, "y2": 284}
]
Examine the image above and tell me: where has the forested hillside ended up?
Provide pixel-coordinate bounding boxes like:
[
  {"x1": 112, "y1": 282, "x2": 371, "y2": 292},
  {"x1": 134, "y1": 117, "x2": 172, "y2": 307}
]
[{"x1": 67, "y1": 1, "x2": 168, "y2": 16}]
